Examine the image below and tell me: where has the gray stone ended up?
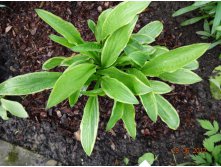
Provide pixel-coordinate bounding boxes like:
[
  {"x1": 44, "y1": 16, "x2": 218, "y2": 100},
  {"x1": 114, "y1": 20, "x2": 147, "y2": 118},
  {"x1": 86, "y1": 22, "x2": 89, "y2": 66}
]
[
  {"x1": 0, "y1": 140, "x2": 58, "y2": 165},
  {"x1": 46, "y1": 159, "x2": 58, "y2": 166},
  {"x1": 97, "y1": 6, "x2": 102, "y2": 12}
]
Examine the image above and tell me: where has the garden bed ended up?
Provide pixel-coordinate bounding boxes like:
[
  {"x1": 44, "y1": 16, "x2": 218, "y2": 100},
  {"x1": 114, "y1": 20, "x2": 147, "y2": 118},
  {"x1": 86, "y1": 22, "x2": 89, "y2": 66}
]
[{"x1": 0, "y1": 1, "x2": 221, "y2": 165}]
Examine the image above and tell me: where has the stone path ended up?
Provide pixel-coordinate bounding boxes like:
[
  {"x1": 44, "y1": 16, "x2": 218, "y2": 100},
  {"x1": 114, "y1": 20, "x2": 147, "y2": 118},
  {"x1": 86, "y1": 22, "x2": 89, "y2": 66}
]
[{"x1": 0, "y1": 140, "x2": 59, "y2": 165}]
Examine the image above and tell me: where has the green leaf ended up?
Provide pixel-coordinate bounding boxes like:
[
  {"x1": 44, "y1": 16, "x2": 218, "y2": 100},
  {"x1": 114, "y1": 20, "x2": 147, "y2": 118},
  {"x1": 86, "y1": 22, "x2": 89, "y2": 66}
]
[
  {"x1": 198, "y1": 119, "x2": 214, "y2": 131},
  {"x1": 123, "y1": 157, "x2": 130, "y2": 165},
  {"x1": 80, "y1": 96, "x2": 99, "y2": 156},
  {"x1": 196, "y1": 31, "x2": 211, "y2": 37},
  {"x1": 95, "y1": 8, "x2": 112, "y2": 42},
  {"x1": 140, "y1": 45, "x2": 156, "y2": 55},
  {"x1": 142, "y1": 43, "x2": 210, "y2": 76},
  {"x1": 191, "y1": 154, "x2": 207, "y2": 165},
  {"x1": 61, "y1": 54, "x2": 90, "y2": 66},
  {"x1": 205, "y1": 152, "x2": 212, "y2": 164},
  {"x1": 35, "y1": 9, "x2": 83, "y2": 44},
  {"x1": 216, "y1": 26, "x2": 221, "y2": 31},
  {"x1": 212, "y1": 145, "x2": 221, "y2": 162},
  {"x1": 84, "y1": 75, "x2": 98, "y2": 87},
  {"x1": 183, "y1": 60, "x2": 199, "y2": 70},
  {"x1": 71, "y1": 42, "x2": 101, "y2": 52},
  {"x1": 127, "y1": 51, "x2": 150, "y2": 67},
  {"x1": 209, "y1": 39, "x2": 221, "y2": 49},
  {"x1": 125, "y1": 40, "x2": 156, "y2": 56},
  {"x1": 138, "y1": 153, "x2": 155, "y2": 165},
  {"x1": 101, "y1": 76, "x2": 138, "y2": 104},
  {"x1": 126, "y1": 68, "x2": 158, "y2": 122},
  {"x1": 127, "y1": 68, "x2": 150, "y2": 86},
  {"x1": 159, "y1": 69, "x2": 202, "y2": 85},
  {"x1": 207, "y1": 6, "x2": 216, "y2": 15},
  {"x1": 106, "y1": 102, "x2": 136, "y2": 139},
  {"x1": 213, "y1": 120, "x2": 219, "y2": 132},
  {"x1": 115, "y1": 55, "x2": 134, "y2": 67},
  {"x1": 106, "y1": 101, "x2": 124, "y2": 131},
  {"x1": 69, "y1": 90, "x2": 80, "y2": 108},
  {"x1": 181, "y1": 16, "x2": 208, "y2": 26},
  {"x1": 209, "y1": 79, "x2": 221, "y2": 100},
  {"x1": 101, "y1": 1, "x2": 150, "y2": 40},
  {"x1": 49, "y1": 34, "x2": 74, "y2": 49},
  {"x1": 149, "y1": 80, "x2": 172, "y2": 94},
  {"x1": 124, "y1": 41, "x2": 155, "y2": 65},
  {"x1": 98, "y1": 67, "x2": 152, "y2": 95},
  {"x1": 209, "y1": 134, "x2": 221, "y2": 143},
  {"x1": 211, "y1": 2, "x2": 221, "y2": 34},
  {"x1": 122, "y1": 103, "x2": 136, "y2": 139},
  {"x1": 203, "y1": 19, "x2": 210, "y2": 33},
  {"x1": 138, "y1": 21, "x2": 163, "y2": 39},
  {"x1": 123, "y1": 68, "x2": 158, "y2": 122},
  {"x1": 172, "y1": 5, "x2": 200, "y2": 17},
  {"x1": 216, "y1": 32, "x2": 221, "y2": 40},
  {"x1": 47, "y1": 63, "x2": 96, "y2": 108},
  {"x1": 87, "y1": 19, "x2": 96, "y2": 33},
  {"x1": 81, "y1": 88, "x2": 105, "y2": 96},
  {"x1": 101, "y1": 16, "x2": 138, "y2": 67},
  {"x1": 0, "y1": 105, "x2": 9, "y2": 120},
  {"x1": 193, "y1": 1, "x2": 210, "y2": 7},
  {"x1": 1, "y1": 99, "x2": 28, "y2": 118},
  {"x1": 203, "y1": 138, "x2": 214, "y2": 152},
  {"x1": 198, "y1": 119, "x2": 220, "y2": 136},
  {"x1": 131, "y1": 34, "x2": 155, "y2": 44},
  {"x1": 205, "y1": 130, "x2": 218, "y2": 136},
  {"x1": 140, "y1": 93, "x2": 158, "y2": 122},
  {"x1": 42, "y1": 57, "x2": 66, "y2": 70},
  {"x1": 83, "y1": 51, "x2": 100, "y2": 63},
  {"x1": 156, "y1": 94, "x2": 180, "y2": 130},
  {"x1": 150, "y1": 46, "x2": 169, "y2": 59},
  {"x1": 0, "y1": 72, "x2": 61, "y2": 96}
]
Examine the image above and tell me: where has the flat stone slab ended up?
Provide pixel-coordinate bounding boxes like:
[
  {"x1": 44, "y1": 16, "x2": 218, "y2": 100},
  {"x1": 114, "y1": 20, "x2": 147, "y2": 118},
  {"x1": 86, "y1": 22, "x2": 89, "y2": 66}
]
[{"x1": 0, "y1": 140, "x2": 58, "y2": 165}]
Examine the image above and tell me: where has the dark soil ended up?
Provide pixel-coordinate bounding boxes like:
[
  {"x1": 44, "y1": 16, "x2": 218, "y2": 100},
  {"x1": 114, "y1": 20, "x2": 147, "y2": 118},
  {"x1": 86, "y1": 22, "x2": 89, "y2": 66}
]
[
  {"x1": 0, "y1": 37, "x2": 19, "y2": 82},
  {"x1": 0, "y1": 1, "x2": 221, "y2": 166}
]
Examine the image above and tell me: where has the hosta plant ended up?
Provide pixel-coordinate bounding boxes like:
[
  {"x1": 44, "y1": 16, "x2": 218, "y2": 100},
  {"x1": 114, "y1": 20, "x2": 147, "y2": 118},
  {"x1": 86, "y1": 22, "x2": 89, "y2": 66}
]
[
  {"x1": 209, "y1": 65, "x2": 221, "y2": 100},
  {"x1": 173, "y1": 1, "x2": 221, "y2": 48},
  {"x1": 191, "y1": 119, "x2": 221, "y2": 165},
  {"x1": 0, "y1": 1, "x2": 209, "y2": 155}
]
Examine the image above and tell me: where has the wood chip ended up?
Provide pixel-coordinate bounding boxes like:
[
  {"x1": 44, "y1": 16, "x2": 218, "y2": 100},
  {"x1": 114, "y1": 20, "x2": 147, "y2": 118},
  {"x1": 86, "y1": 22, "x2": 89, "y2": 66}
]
[
  {"x1": 74, "y1": 129, "x2": 81, "y2": 141},
  {"x1": 110, "y1": 141, "x2": 116, "y2": 150},
  {"x1": 5, "y1": 25, "x2": 12, "y2": 33},
  {"x1": 39, "y1": 2, "x2": 45, "y2": 8},
  {"x1": 109, "y1": 129, "x2": 116, "y2": 136},
  {"x1": 56, "y1": 110, "x2": 62, "y2": 118},
  {"x1": 30, "y1": 27, "x2": 37, "y2": 35}
]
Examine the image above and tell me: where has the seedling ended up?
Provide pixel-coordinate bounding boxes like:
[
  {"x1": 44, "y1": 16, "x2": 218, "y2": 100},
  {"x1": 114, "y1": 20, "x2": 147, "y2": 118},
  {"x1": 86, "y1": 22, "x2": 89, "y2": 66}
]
[
  {"x1": 191, "y1": 119, "x2": 221, "y2": 165},
  {"x1": 173, "y1": 2, "x2": 221, "y2": 49}
]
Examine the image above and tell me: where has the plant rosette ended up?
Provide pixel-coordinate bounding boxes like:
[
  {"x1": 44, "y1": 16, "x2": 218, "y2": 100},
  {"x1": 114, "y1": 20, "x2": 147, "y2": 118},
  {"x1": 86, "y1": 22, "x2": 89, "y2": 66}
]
[{"x1": 0, "y1": 1, "x2": 210, "y2": 156}]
